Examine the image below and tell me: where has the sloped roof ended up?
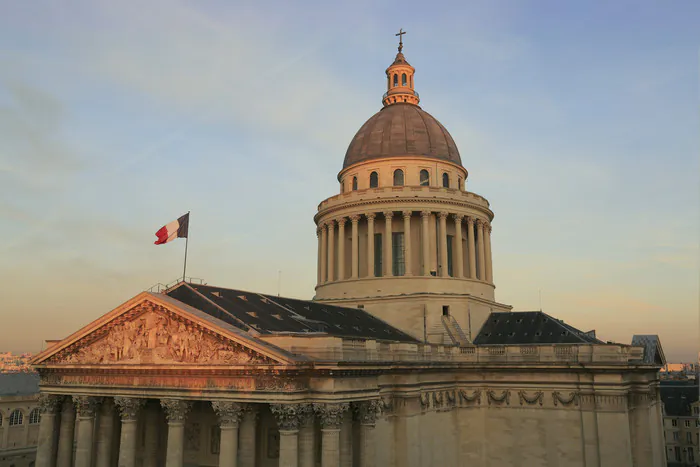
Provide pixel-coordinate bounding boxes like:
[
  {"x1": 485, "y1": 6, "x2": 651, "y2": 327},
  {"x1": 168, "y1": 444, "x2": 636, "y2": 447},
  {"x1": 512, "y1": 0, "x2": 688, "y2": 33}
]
[
  {"x1": 660, "y1": 381, "x2": 699, "y2": 417},
  {"x1": 0, "y1": 373, "x2": 39, "y2": 396},
  {"x1": 473, "y1": 311, "x2": 603, "y2": 345},
  {"x1": 165, "y1": 283, "x2": 418, "y2": 343},
  {"x1": 631, "y1": 335, "x2": 666, "y2": 365}
]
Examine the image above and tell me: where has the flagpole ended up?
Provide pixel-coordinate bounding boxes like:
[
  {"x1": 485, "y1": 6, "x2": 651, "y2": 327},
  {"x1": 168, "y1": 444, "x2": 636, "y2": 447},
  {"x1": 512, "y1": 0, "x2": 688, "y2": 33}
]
[{"x1": 182, "y1": 211, "x2": 190, "y2": 283}]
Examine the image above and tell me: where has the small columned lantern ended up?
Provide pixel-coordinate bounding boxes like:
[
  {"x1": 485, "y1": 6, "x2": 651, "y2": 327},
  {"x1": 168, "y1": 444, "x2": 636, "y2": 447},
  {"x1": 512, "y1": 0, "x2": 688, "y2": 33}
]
[{"x1": 383, "y1": 28, "x2": 420, "y2": 107}]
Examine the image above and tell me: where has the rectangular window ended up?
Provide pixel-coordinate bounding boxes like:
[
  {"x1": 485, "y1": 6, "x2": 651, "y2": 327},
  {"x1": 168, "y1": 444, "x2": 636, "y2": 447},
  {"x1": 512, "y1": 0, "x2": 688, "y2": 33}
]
[
  {"x1": 673, "y1": 431, "x2": 680, "y2": 441},
  {"x1": 675, "y1": 446, "x2": 681, "y2": 461},
  {"x1": 442, "y1": 305, "x2": 449, "y2": 316},
  {"x1": 374, "y1": 233, "x2": 383, "y2": 277},
  {"x1": 694, "y1": 406, "x2": 699, "y2": 415},
  {"x1": 689, "y1": 448, "x2": 695, "y2": 462},
  {"x1": 446, "y1": 234, "x2": 454, "y2": 276},
  {"x1": 672, "y1": 419, "x2": 678, "y2": 427},
  {"x1": 687, "y1": 432, "x2": 692, "y2": 443},
  {"x1": 392, "y1": 232, "x2": 405, "y2": 276}
]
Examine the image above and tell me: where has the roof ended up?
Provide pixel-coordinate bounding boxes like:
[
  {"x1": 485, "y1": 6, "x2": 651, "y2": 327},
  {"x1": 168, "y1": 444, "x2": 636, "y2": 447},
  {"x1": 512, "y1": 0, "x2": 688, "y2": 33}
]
[
  {"x1": 343, "y1": 103, "x2": 462, "y2": 169},
  {"x1": 660, "y1": 381, "x2": 699, "y2": 417},
  {"x1": 631, "y1": 335, "x2": 666, "y2": 365},
  {"x1": 0, "y1": 373, "x2": 39, "y2": 396},
  {"x1": 473, "y1": 311, "x2": 604, "y2": 345},
  {"x1": 165, "y1": 283, "x2": 418, "y2": 343}
]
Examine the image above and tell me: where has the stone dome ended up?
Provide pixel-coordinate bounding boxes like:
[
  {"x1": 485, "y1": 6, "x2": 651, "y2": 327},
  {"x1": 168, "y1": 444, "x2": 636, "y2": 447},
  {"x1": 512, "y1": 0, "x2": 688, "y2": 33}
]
[{"x1": 343, "y1": 103, "x2": 462, "y2": 169}]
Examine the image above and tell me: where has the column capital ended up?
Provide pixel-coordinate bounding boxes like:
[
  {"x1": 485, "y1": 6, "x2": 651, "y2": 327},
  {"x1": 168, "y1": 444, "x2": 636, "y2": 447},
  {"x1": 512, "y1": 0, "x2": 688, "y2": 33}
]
[
  {"x1": 365, "y1": 212, "x2": 376, "y2": 221},
  {"x1": 160, "y1": 399, "x2": 192, "y2": 424},
  {"x1": 420, "y1": 210, "x2": 432, "y2": 219},
  {"x1": 476, "y1": 218, "x2": 484, "y2": 227},
  {"x1": 352, "y1": 399, "x2": 383, "y2": 426},
  {"x1": 316, "y1": 226, "x2": 322, "y2": 236},
  {"x1": 270, "y1": 403, "x2": 306, "y2": 431},
  {"x1": 350, "y1": 214, "x2": 361, "y2": 223},
  {"x1": 313, "y1": 402, "x2": 349, "y2": 430},
  {"x1": 402, "y1": 210, "x2": 412, "y2": 219},
  {"x1": 73, "y1": 396, "x2": 102, "y2": 418},
  {"x1": 337, "y1": 217, "x2": 346, "y2": 227},
  {"x1": 326, "y1": 220, "x2": 335, "y2": 228},
  {"x1": 212, "y1": 401, "x2": 245, "y2": 427},
  {"x1": 114, "y1": 397, "x2": 145, "y2": 422},
  {"x1": 383, "y1": 211, "x2": 393, "y2": 220},
  {"x1": 38, "y1": 394, "x2": 64, "y2": 414},
  {"x1": 452, "y1": 214, "x2": 464, "y2": 223},
  {"x1": 466, "y1": 216, "x2": 475, "y2": 226},
  {"x1": 438, "y1": 211, "x2": 449, "y2": 220},
  {"x1": 486, "y1": 222, "x2": 492, "y2": 233}
]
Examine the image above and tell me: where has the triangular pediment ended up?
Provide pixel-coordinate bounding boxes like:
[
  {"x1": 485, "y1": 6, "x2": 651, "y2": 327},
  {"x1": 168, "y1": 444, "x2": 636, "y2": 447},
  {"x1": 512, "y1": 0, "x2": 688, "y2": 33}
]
[{"x1": 34, "y1": 293, "x2": 296, "y2": 367}]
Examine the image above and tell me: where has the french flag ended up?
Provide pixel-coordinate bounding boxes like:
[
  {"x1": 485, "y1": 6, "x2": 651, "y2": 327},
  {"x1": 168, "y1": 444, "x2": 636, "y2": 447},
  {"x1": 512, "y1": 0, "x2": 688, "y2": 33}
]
[{"x1": 154, "y1": 213, "x2": 189, "y2": 245}]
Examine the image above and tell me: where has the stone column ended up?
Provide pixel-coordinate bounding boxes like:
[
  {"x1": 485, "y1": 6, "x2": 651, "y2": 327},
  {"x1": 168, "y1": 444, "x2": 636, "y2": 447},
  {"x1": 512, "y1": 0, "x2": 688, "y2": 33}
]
[
  {"x1": 339, "y1": 411, "x2": 352, "y2": 467},
  {"x1": 466, "y1": 216, "x2": 477, "y2": 279},
  {"x1": 320, "y1": 224, "x2": 328, "y2": 283},
  {"x1": 314, "y1": 403, "x2": 349, "y2": 467},
  {"x1": 35, "y1": 394, "x2": 62, "y2": 467},
  {"x1": 212, "y1": 401, "x2": 244, "y2": 467},
  {"x1": 476, "y1": 219, "x2": 486, "y2": 281},
  {"x1": 383, "y1": 211, "x2": 393, "y2": 277},
  {"x1": 421, "y1": 211, "x2": 431, "y2": 276},
  {"x1": 271, "y1": 404, "x2": 304, "y2": 467},
  {"x1": 95, "y1": 398, "x2": 116, "y2": 467},
  {"x1": 337, "y1": 218, "x2": 346, "y2": 281},
  {"x1": 114, "y1": 397, "x2": 145, "y2": 467},
  {"x1": 316, "y1": 227, "x2": 322, "y2": 285},
  {"x1": 402, "y1": 211, "x2": 412, "y2": 276},
  {"x1": 160, "y1": 399, "x2": 192, "y2": 467},
  {"x1": 350, "y1": 215, "x2": 360, "y2": 279},
  {"x1": 73, "y1": 396, "x2": 101, "y2": 467},
  {"x1": 438, "y1": 212, "x2": 449, "y2": 277},
  {"x1": 298, "y1": 405, "x2": 315, "y2": 467},
  {"x1": 238, "y1": 405, "x2": 258, "y2": 467},
  {"x1": 327, "y1": 221, "x2": 336, "y2": 282},
  {"x1": 354, "y1": 400, "x2": 383, "y2": 467},
  {"x1": 143, "y1": 403, "x2": 160, "y2": 467},
  {"x1": 453, "y1": 215, "x2": 464, "y2": 278},
  {"x1": 484, "y1": 223, "x2": 493, "y2": 283},
  {"x1": 366, "y1": 213, "x2": 375, "y2": 277},
  {"x1": 56, "y1": 397, "x2": 76, "y2": 467}
]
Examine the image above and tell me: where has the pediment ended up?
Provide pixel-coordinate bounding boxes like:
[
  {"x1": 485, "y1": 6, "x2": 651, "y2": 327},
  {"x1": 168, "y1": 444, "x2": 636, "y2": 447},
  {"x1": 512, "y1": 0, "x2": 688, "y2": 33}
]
[{"x1": 38, "y1": 295, "x2": 286, "y2": 366}]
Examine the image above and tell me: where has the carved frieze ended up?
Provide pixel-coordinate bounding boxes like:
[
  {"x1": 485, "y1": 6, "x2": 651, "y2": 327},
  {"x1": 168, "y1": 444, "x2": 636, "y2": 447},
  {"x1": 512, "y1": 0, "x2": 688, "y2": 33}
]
[
  {"x1": 552, "y1": 391, "x2": 579, "y2": 407},
  {"x1": 46, "y1": 302, "x2": 273, "y2": 366},
  {"x1": 458, "y1": 389, "x2": 481, "y2": 406},
  {"x1": 518, "y1": 390, "x2": 544, "y2": 406},
  {"x1": 486, "y1": 389, "x2": 511, "y2": 406}
]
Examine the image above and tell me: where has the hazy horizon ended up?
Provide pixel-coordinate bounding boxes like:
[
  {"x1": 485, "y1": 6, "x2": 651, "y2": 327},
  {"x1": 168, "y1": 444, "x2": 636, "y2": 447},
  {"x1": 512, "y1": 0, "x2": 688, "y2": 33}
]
[{"x1": 1, "y1": 0, "x2": 698, "y2": 361}]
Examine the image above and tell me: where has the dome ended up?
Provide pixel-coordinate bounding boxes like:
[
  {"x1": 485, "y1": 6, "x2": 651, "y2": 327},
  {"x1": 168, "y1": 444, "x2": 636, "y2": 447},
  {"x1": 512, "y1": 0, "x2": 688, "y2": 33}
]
[{"x1": 343, "y1": 103, "x2": 462, "y2": 169}]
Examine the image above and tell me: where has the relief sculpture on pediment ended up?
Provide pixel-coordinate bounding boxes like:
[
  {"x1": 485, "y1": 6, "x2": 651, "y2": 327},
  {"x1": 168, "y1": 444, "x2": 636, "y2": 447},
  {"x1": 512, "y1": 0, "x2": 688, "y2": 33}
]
[{"x1": 53, "y1": 307, "x2": 270, "y2": 365}]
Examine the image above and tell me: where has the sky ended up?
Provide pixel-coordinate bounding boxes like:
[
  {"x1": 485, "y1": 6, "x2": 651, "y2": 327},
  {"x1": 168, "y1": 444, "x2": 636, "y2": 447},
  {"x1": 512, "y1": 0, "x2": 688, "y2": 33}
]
[{"x1": 1, "y1": 0, "x2": 698, "y2": 361}]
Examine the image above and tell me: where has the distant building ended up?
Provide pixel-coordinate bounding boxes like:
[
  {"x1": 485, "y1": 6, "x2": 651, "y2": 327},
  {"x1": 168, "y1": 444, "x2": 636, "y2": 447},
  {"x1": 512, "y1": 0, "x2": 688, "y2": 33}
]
[
  {"x1": 0, "y1": 373, "x2": 40, "y2": 467},
  {"x1": 661, "y1": 380, "x2": 700, "y2": 466}
]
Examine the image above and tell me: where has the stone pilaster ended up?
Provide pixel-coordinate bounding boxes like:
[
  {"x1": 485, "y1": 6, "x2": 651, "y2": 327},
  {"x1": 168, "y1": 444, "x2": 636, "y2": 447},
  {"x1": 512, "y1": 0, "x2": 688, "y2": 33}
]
[
  {"x1": 314, "y1": 403, "x2": 349, "y2": 467},
  {"x1": 114, "y1": 397, "x2": 145, "y2": 467},
  {"x1": 340, "y1": 411, "x2": 352, "y2": 467},
  {"x1": 320, "y1": 223, "x2": 328, "y2": 283},
  {"x1": 35, "y1": 394, "x2": 62, "y2": 467},
  {"x1": 298, "y1": 404, "x2": 315, "y2": 467},
  {"x1": 476, "y1": 219, "x2": 486, "y2": 281},
  {"x1": 466, "y1": 216, "x2": 477, "y2": 279},
  {"x1": 338, "y1": 218, "x2": 346, "y2": 280},
  {"x1": 438, "y1": 212, "x2": 449, "y2": 277},
  {"x1": 212, "y1": 401, "x2": 245, "y2": 467},
  {"x1": 316, "y1": 227, "x2": 322, "y2": 285},
  {"x1": 421, "y1": 211, "x2": 431, "y2": 276},
  {"x1": 56, "y1": 397, "x2": 75, "y2": 467},
  {"x1": 354, "y1": 400, "x2": 383, "y2": 467},
  {"x1": 271, "y1": 403, "x2": 305, "y2": 467},
  {"x1": 327, "y1": 221, "x2": 336, "y2": 282},
  {"x1": 239, "y1": 405, "x2": 259, "y2": 467},
  {"x1": 366, "y1": 213, "x2": 376, "y2": 277},
  {"x1": 453, "y1": 215, "x2": 464, "y2": 278},
  {"x1": 73, "y1": 396, "x2": 101, "y2": 467},
  {"x1": 383, "y1": 211, "x2": 393, "y2": 277},
  {"x1": 350, "y1": 215, "x2": 360, "y2": 279},
  {"x1": 95, "y1": 399, "x2": 116, "y2": 467},
  {"x1": 402, "y1": 211, "x2": 412, "y2": 276},
  {"x1": 484, "y1": 222, "x2": 493, "y2": 283},
  {"x1": 161, "y1": 399, "x2": 192, "y2": 467}
]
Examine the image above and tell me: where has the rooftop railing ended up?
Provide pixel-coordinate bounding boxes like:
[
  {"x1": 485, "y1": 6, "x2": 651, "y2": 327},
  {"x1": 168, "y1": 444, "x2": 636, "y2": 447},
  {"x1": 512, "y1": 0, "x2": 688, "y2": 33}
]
[{"x1": 317, "y1": 186, "x2": 490, "y2": 212}]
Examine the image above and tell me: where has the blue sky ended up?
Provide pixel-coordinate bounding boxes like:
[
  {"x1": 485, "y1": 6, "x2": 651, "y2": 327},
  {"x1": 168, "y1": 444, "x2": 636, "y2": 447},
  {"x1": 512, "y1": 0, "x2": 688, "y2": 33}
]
[{"x1": 1, "y1": 0, "x2": 698, "y2": 360}]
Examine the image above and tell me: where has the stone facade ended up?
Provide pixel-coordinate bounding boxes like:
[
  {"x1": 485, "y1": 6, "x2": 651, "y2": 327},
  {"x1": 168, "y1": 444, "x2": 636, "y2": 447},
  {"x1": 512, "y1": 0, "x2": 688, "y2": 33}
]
[{"x1": 0, "y1": 393, "x2": 40, "y2": 467}]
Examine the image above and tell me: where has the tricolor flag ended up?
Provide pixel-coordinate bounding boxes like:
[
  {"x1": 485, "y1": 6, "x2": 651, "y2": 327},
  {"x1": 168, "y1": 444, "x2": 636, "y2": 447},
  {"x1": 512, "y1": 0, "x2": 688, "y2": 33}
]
[{"x1": 154, "y1": 213, "x2": 189, "y2": 245}]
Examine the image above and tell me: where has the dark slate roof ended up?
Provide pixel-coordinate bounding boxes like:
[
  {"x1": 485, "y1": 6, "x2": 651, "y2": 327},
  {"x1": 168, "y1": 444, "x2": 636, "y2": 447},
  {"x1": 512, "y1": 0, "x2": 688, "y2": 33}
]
[
  {"x1": 473, "y1": 311, "x2": 604, "y2": 345},
  {"x1": 660, "y1": 381, "x2": 699, "y2": 417},
  {"x1": 165, "y1": 283, "x2": 418, "y2": 343},
  {"x1": 343, "y1": 103, "x2": 462, "y2": 169},
  {"x1": 631, "y1": 335, "x2": 666, "y2": 365},
  {"x1": 0, "y1": 373, "x2": 39, "y2": 396}
]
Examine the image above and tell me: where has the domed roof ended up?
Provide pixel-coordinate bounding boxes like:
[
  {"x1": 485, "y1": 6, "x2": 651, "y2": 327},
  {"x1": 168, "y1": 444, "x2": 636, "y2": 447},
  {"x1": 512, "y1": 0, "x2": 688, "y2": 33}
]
[{"x1": 343, "y1": 103, "x2": 462, "y2": 169}]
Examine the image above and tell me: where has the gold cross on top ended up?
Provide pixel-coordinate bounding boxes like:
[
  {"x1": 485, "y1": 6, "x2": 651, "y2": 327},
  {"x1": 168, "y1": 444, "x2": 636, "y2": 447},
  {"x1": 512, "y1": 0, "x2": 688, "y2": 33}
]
[{"x1": 396, "y1": 28, "x2": 406, "y2": 52}]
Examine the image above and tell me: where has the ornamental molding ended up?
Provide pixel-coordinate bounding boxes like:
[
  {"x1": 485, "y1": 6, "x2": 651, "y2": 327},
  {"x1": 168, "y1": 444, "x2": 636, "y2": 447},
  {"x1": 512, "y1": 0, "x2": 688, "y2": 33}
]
[
  {"x1": 458, "y1": 389, "x2": 481, "y2": 406},
  {"x1": 44, "y1": 302, "x2": 273, "y2": 366},
  {"x1": 38, "y1": 394, "x2": 63, "y2": 414},
  {"x1": 313, "y1": 402, "x2": 349, "y2": 429},
  {"x1": 114, "y1": 397, "x2": 145, "y2": 422},
  {"x1": 350, "y1": 215, "x2": 361, "y2": 223},
  {"x1": 211, "y1": 401, "x2": 245, "y2": 426},
  {"x1": 73, "y1": 396, "x2": 102, "y2": 417},
  {"x1": 518, "y1": 390, "x2": 544, "y2": 406},
  {"x1": 353, "y1": 399, "x2": 383, "y2": 426},
  {"x1": 552, "y1": 391, "x2": 579, "y2": 407},
  {"x1": 486, "y1": 389, "x2": 510, "y2": 406},
  {"x1": 317, "y1": 198, "x2": 493, "y2": 223},
  {"x1": 160, "y1": 399, "x2": 192, "y2": 423}
]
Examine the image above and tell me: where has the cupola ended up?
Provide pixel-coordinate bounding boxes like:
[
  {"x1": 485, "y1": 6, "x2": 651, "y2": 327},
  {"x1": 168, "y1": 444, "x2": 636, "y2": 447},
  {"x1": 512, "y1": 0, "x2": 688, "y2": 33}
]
[{"x1": 382, "y1": 29, "x2": 420, "y2": 107}]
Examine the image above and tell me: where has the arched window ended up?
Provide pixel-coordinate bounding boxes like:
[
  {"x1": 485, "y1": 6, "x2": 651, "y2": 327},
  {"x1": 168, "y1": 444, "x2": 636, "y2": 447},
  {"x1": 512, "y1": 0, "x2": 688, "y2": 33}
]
[
  {"x1": 393, "y1": 74, "x2": 398, "y2": 87},
  {"x1": 419, "y1": 169, "x2": 430, "y2": 186},
  {"x1": 9, "y1": 409, "x2": 23, "y2": 426},
  {"x1": 352, "y1": 176, "x2": 358, "y2": 191},
  {"x1": 442, "y1": 173, "x2": 450, "y2": 188},
  {"x1": 29, "y1": 408, "x2": 41, "y2": 425},
  {"x1": 401, "y1": 73, "x2": 407, "y2": 86},
  {"x1": 369, "y1": 171, "x2": 378, "y2": 188},
  {"x1": 393, "y1": 169, "x2": 404, "y2": 186},
  {"x1": 458, "y1": 177, "x2": 462, "y2": 190}
]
